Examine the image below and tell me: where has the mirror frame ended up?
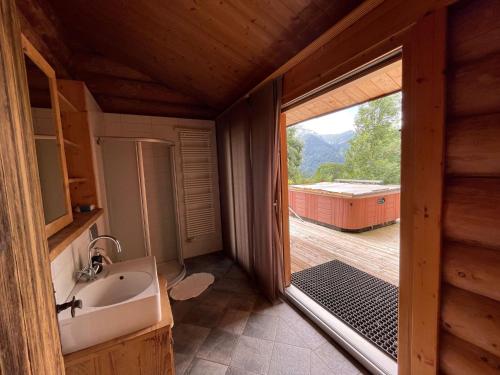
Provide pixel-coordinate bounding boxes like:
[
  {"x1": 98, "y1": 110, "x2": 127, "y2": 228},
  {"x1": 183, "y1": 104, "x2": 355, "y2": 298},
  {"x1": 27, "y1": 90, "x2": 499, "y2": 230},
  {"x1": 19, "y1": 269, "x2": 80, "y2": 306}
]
[{"x1": 22, "y1": 34, "x2": 73, "y2": 238}]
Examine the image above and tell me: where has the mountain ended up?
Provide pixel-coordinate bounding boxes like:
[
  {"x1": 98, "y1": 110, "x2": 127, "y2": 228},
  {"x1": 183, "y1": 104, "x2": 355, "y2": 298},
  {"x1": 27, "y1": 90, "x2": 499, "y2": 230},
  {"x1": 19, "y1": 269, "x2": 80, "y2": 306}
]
[{"x1": 296, "y1": 129, "x2": 354, "y2": 176}]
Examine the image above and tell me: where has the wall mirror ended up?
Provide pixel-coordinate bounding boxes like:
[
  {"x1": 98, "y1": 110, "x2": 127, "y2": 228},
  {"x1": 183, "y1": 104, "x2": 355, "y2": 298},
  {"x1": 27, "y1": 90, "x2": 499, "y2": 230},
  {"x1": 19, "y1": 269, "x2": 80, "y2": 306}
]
[{"x1": 22, "y1": 35, "x2": 73, "y2": 237}]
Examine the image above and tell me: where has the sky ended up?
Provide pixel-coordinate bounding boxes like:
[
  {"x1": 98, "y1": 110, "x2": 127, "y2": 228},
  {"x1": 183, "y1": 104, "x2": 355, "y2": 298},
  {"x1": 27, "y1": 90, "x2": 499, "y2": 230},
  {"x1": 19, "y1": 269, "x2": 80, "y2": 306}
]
[{"x1": 294, "y1": 105, "x2": 358, "y2": 135}]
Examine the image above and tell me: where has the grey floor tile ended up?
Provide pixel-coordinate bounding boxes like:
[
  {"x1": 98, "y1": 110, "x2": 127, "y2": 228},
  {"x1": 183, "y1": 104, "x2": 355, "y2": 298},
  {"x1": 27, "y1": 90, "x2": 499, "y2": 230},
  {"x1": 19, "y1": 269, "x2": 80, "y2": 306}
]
[
  {"x1": 243, "y1": 312, "x2": 278, "y2": 341},
  {"x1": 175, "y1": 253, "x2": 365, "y2": 375},
  {"x1": 268, "y1": 342, "x2": 311, "y2": 375},
  {"x1": 227, "y1": 293, "x2": 257, "y2": 311},
  {"x1": 175, "y1": 352, "x2": 194, "y2": 375},
  {"x1": 314, "y1": 341, "x2": 356, "y2": 372},
  {"x1": 290, "y1": 315, "x2": 327, "y2": 350},
  {"x1": 338, "y1": 361, "x2": 366, "y2": 375},
  {"x1": 219, "y1": 308, "x2": 250, "y2": 335},
  {"x1": 198, "y1": 289, "x2": 233, "y2": 310},
  {"x1": 225, "y1": 367, "x2": 260, "y2": 375},
  {"x1": 182, "y1": 302, "x2": 226, "y2": 328},
  {"x1": 225, "y1": 265, "x2": 248, "y2": 280},
  {"x1": 274, "y1": 318, "x2": 308, "y2": 348},
  {"x1": 252, "y1": 296, "x2": 281, "y2": 316},
  {"x1": 187, "y1": 358, "x2": 228, "y2": 375},
  {"x1": 197, "y1": 329, "x2": 239, "y2": 365},
  {"x1": 274, "y1": 301, "x2": 304, "y2": 321},
  {"x1": 171, "y1": 300, "x2": 197, "y2": 322},
  {"x1": 230, "y1": 336, "x2": 274, "y2": 375},
  {"x1": 173, "y1": 323, "x2": 211, "y2": 355},
  {"x1": 213, "y1": 277, "x2": 257, "y2": 295},
  {"x1": 310, "y1": 352, "x2": 332, "y2": 375}
]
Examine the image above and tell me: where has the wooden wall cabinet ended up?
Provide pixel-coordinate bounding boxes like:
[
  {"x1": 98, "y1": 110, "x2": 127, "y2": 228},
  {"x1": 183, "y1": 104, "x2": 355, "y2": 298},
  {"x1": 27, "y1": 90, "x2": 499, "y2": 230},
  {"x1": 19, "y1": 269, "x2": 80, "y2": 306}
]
[
  {"x1": 57, "y1": 80, "x2": 99, "y2": 209},
  {"x1": 47, "y1": 79, "x2": 103, "y2": 260}
]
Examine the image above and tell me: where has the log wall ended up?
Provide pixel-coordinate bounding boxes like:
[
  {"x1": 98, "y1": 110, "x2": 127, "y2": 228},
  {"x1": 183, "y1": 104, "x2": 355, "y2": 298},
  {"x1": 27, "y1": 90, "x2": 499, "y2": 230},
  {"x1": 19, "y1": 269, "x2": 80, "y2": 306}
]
[{"x1": 440, "y1": 0, "x2": 500, "y2": 373}]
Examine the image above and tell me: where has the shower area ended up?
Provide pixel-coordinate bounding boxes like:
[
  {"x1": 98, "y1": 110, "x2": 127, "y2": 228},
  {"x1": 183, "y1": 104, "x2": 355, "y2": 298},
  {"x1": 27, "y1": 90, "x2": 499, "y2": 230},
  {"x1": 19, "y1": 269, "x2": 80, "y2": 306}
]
[{"x1": 99, "y1": 137, "x2": 185, "y2": 287}]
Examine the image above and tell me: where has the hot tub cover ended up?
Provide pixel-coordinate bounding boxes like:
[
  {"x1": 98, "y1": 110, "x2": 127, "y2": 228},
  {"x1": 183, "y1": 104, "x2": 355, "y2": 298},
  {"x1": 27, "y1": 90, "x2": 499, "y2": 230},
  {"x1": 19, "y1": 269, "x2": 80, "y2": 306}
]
[{"x1": 289, "y1": 182, "x2": 400, "y2": 198}]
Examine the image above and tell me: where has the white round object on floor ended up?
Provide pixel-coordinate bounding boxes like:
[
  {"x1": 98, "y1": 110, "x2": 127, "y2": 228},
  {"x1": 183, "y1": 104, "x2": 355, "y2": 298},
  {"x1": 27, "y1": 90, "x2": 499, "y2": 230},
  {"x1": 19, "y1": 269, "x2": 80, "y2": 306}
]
[{"x1": 169, "y1": 272, "x2": 215, "y2": 301}]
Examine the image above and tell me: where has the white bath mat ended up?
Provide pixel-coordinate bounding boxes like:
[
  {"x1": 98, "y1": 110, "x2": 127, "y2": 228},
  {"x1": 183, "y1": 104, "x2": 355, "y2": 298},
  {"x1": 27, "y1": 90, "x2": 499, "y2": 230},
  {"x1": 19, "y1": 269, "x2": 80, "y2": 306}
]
[{"x1": 169, "y1": 272, "x2": 215, "y2": 301}]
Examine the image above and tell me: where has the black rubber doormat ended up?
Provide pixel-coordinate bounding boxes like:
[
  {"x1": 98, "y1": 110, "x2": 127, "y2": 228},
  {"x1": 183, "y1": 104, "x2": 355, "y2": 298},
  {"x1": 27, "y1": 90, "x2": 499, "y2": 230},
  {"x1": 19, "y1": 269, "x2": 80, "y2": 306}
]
[{"x1": 291, "y1": 260, "x2": 398, "y2": 360}]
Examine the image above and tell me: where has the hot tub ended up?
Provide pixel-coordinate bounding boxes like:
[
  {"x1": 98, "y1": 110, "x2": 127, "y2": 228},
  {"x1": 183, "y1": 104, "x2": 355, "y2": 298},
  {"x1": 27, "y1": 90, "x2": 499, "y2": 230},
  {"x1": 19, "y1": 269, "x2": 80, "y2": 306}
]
[{"x1": 288, "y1": 182, "x2": 400, "y2": 232}]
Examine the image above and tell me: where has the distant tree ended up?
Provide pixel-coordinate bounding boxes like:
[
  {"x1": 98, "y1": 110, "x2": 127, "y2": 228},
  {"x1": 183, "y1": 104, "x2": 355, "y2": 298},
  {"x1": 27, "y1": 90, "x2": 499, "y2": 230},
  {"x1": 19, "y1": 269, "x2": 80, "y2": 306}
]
[
  {"x1": 343, "y1": 93, "x2": 401, "y2": 184},
  {"x1": 287, "y1": 127, "x2": 304, "y2": 184},
  {"x1": 311, "y1": 162, "x2": 344, "y2": 183}
]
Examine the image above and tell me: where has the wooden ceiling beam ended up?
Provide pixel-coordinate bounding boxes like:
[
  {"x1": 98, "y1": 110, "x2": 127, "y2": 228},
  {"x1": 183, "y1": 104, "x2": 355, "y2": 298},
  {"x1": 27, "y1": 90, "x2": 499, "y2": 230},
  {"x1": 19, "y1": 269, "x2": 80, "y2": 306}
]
[
  {"x1": 16, "y1": 0, "x2": 73, "y2": 78},
  {"x1": 73, "y1": 54, "x2": 155, "y2": 83},
  {"x1": 95, "y1": 95, "x2": 217, "y2": 120},
  {"x1": 81, "y1": 75, "x2": 203, "y2": 106}
]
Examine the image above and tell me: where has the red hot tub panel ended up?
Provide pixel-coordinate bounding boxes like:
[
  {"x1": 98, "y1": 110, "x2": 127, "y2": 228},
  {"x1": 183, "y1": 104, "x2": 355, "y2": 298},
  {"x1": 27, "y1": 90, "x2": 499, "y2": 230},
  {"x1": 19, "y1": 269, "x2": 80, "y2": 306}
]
[{"x1": 289, "y1": 182, "x2": 400, "y2": 231}]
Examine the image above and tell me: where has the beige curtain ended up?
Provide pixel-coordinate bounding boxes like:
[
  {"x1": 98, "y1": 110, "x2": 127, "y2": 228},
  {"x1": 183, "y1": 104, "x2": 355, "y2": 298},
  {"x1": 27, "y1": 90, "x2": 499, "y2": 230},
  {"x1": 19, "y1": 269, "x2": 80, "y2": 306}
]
[{"x1": 216, "y1": 79, "x2": 284, "y2": 301}]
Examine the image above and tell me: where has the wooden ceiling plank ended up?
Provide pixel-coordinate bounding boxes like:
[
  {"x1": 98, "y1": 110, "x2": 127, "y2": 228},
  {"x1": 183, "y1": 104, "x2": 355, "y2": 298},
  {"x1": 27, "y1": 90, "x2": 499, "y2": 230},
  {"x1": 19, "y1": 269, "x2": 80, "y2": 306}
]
[
  {"x1": 82, "y1": 75, "x2": 205, "y2": 107},
  {"x1": 51, "y1": 2, "x2": 237, "y2": 107},
  {"x1": 285, "y1": 59, "x2": 402, "y2": 126},
  {"x1": 16, "y1": 0, "x2": 72, "y2": 77},
  {"x1": 73, "y1": 54, "x2": 154, "y2": 82},
  {"x1": 355, "y1": 78, "x2": 384, "y2": 98},
  {"x1": 163, "y1": 3, "x2": 259, "y2": 69},
  {"x1": 186, "y1": 1, "x2": 279, "y2": 59},
  {"x1": 95, "y1": 95, "x2": 216, "y2": 119},
  {"x1": 46, "y1": 0, "x2": 363, "y2": 111}
]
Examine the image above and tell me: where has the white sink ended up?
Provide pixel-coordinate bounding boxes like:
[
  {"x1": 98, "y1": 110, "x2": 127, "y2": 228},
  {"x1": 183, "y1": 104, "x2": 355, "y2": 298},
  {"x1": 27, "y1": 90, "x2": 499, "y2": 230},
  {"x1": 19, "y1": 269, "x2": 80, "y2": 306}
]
[{"x1": 59, "y1": 256, "x2": 162, "y2": 354}]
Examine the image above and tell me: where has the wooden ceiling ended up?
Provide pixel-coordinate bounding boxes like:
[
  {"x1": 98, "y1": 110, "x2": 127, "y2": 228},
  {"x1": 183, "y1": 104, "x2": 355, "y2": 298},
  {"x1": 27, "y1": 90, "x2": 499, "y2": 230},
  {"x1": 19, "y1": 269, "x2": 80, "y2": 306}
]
[
  {"x1": 16, "y1": 0, "x2": 363, "y2": 119},
  {"x1": 285, "y1": 59, "x2": 402, "y2": 125}
]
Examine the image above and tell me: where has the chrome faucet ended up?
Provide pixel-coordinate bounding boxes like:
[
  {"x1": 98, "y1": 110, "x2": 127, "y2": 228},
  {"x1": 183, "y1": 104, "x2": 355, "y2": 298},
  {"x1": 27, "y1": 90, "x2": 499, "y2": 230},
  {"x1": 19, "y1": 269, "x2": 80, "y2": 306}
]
[{"x1": 75, "y1": 235, "x2": 123, "y2": 282}]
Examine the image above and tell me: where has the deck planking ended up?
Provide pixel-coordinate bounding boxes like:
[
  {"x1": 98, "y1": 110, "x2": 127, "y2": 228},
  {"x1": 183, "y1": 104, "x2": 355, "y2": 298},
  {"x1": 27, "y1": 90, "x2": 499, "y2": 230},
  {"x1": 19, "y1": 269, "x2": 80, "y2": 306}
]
[{"x1": 290, "y1": 217, "x2": 400, "y2": 285}]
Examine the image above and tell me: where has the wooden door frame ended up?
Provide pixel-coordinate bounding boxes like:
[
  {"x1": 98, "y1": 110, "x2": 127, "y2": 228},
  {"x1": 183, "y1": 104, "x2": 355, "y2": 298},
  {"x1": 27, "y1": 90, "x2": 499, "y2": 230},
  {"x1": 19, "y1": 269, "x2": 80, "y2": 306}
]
[
  {"x1": 0, "y1": 0, "x2": 65, "y2": 373},
  {"x1": 279, "y1": 112, "x2": 292, "y2": 287},
  {"x1": 398, "y1": 9, "x2": 447, "y2": 374},
  {"x1": 278, "y1": 9, "x2": 447, "y2": 375}
]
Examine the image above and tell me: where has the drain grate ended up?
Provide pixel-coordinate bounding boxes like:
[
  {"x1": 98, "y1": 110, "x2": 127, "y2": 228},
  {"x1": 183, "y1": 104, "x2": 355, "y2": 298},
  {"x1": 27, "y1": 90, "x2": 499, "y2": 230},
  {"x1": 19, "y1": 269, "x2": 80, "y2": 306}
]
[{"x1": 291, "y1": 260, "x2": 398, "y2": 360}]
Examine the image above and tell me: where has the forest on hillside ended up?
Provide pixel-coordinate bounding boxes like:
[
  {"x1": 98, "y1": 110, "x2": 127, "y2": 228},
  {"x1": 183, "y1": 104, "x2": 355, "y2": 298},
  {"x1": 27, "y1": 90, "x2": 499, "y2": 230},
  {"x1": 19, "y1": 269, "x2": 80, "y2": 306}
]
[{"x1": 287, "y1": 92, "x2": 401, "y2": 185}]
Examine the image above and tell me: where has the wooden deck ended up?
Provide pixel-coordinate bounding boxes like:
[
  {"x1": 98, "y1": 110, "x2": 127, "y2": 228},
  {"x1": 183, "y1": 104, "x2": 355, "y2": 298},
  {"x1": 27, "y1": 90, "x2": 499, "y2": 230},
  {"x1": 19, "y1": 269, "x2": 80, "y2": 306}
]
[{"x1": 290, "y1": 217, "x2": 400, "y2": 285}]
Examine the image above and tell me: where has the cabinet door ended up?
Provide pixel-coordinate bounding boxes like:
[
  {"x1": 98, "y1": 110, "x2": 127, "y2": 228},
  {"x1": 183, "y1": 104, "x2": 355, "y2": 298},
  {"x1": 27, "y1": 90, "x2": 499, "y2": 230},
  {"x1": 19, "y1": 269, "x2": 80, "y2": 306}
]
[
  {"x1": 65, "y1": 328, "x2": 174, "y2": 375},
  {"x1": 65, "y1": 358, "x2": 99, "y2": 375}
]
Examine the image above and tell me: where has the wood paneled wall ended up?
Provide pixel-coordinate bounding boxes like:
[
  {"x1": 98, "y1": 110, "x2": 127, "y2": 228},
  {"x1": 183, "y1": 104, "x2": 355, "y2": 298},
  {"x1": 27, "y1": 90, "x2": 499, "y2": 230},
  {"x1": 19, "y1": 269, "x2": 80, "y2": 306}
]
[
  {"x1": 440, "y1": 0, "x2": 500, "y2": 373},
  {"x1": 0, "y1": 0, "x2": 65, "y2": 372}
]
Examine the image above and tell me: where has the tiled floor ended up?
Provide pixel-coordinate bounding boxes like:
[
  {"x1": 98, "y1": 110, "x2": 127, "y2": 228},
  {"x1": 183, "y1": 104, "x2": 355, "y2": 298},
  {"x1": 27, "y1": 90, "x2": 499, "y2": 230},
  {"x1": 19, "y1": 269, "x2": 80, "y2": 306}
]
[{"x1": 171, "y1": 252, "x2": 368, "y2": 375}]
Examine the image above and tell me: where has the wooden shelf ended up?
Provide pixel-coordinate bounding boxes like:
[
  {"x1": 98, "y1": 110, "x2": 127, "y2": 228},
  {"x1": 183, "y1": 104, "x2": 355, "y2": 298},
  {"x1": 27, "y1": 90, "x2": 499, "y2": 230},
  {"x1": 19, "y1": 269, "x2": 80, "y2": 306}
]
[
  {"x1": 64, "y1": 138, "x2": 81, "y2": 149},
  {"x1": 68, "y1": 177, "x2": 87, "y2": 184},
  {"x1": 34, "y1": 135, "x2": 81, "y2": 151},
  {"x1": 58, "y1": 90, "x2": 78, "y2": 112},
  {"x1": 48, "y1": 209, "x2": 103, "y2": 261},
  {"x1": 34, "y1": 134, "x2": 56, "y2": 140}
]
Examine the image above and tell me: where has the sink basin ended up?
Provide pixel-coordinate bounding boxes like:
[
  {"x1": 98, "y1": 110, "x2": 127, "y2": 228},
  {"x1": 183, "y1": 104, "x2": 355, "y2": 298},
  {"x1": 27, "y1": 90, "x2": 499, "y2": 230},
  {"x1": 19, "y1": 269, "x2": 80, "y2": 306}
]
[
  {"x1": 78, "y1": 271, "x2": 152, "y2": 307},
  {"x1": 59, "y1": 256, "x2": 161, "y2": 354}
]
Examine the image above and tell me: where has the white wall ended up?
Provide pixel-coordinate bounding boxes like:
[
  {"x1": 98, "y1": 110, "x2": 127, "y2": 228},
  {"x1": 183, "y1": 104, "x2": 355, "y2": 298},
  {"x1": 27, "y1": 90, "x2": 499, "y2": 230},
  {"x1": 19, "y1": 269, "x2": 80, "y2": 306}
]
[{"x1": 51, "y1": 216, "x2": 108, "y2": 304}]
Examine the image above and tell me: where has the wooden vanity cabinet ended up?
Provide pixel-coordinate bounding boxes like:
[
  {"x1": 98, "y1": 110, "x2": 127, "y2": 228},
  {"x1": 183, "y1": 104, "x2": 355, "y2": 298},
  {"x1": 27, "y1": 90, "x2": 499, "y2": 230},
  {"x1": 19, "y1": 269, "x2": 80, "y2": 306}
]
[{"x1": 64, "y1": 278, "x2": 175, "y2": 375}]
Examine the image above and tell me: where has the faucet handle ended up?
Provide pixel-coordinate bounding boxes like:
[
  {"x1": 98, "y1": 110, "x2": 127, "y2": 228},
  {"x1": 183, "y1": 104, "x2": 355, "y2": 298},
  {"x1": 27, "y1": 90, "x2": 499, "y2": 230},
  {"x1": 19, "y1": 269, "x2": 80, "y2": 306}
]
[
  {"x1": 56, "y1": 295, "x2": 83, "y2": 318},
  {"x1": 71, "y1": 296, "x2": 83, "y2": 317}
]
